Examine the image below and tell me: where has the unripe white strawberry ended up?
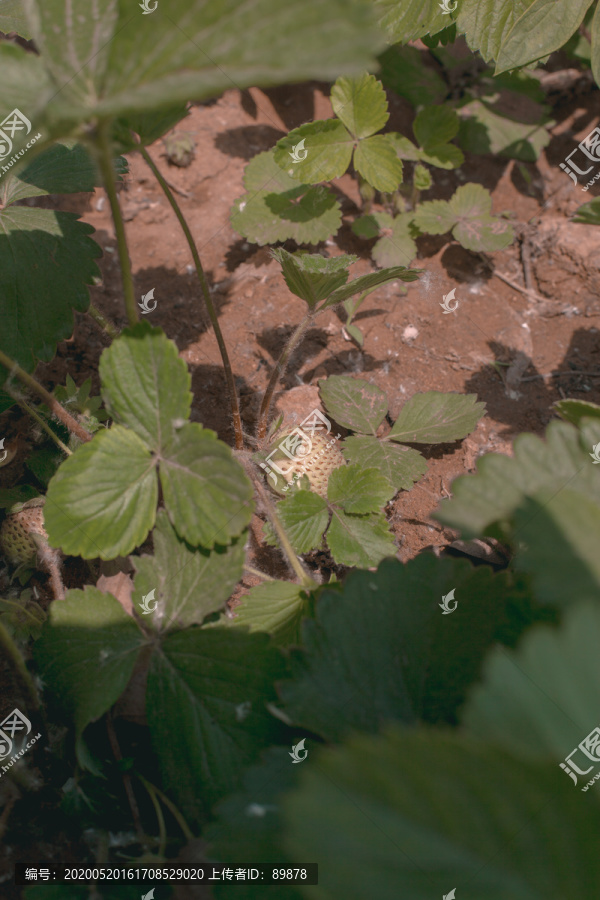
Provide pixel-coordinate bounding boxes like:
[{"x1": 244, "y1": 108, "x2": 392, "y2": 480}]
[
  {"x1": 0, "y1": 505, "x2": 46, "y2": 566},
  {"x1": 267, "y1": 429, "x2": 345, "y2": 499}
]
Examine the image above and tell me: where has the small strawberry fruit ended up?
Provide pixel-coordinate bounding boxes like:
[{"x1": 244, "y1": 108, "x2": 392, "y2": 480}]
[
  {"x1": 0, "y1": 500, "x2": 64, "y2": 600},
  {"x1": 267, "y1": 430, "x2": 345, "y2": 499}
]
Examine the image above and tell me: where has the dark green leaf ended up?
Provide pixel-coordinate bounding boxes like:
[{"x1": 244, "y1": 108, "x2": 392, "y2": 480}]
[
  {"x1": 230, "y1": 581, "x2": 315, "y2": 646},
  {"x1": 323, "y1": 264, "x2": 420, "y2": 308},
  {"x1": 320, "y1": 375, "x2": 388, "y2": 434},
  {"x1": 270, "y1": 248, "x2": 355, "y2": 308},
  {"x1": 327, "y1": 509, "x2": 396, "y2": 566},
  {"x1": 327, "y1": 464, "x2": 395, "y2": 513},
  {"x1": 263, "y1": 491, "x2": 329, "y2": 555},
  {"x1": 389, "y1": 391, "x2": 485, "y2": 443},
  {"x1": 342, "y1": 435, "x2": 427, "y2": 491}
]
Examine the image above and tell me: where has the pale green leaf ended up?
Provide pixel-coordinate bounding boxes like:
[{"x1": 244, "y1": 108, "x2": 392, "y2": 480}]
[
  {"x1": 419, "y1": 142, "x2": 464, "y2": 169},
  {"x1": 572, "y1": 196, "x2": 600, "y2": 225},
  {"x1": 327, "y1": 509, "x2": 396, "y2": 567},
  {"x1": 0, "y1": 0, "x2": 31, "y2": 38},
  {"x1": 283, "y1": 726, "x2": 600, "y2": 899},
  {"x1": 34, "y1": 587, "x2": 146, "y2": 739},
  {"x1": 353, "y1": 134, "x2": 404, "y2": 192},
  {"x1": 320, "y1": 375, "x2": 388, "y2": 434},
  {"x1": 457, "y1": 98, "x2": 551, "y2": 162},
  {"x1": 330, "y1": 72, "x2": 389, "y2": 139},
  {"x1": 496, "y1": 0, "x2": 595, "y2": 74},
  {"x1": 554, "y1": 398, "x2": 600, "y2": 426},
  {"x1": 376, "y1": 0, "x2": 453, "y2": 42},
  {"x1": 230, "y1": 581, "x2": 315, "y2": 646},
  {"x1": 389, "y1": 391, "x2": 485, "y2": 444},
  {"x1": 273, "y1": 119, "x2": 354, "y2": 184},
  {"x1": 44, "y1": 426, "x2": 158, "y2": 559},
  {"x1": 371, "y1": 214, "x2": 419, "y2": 268},
  {"x1": 412, "y1": 197, "x2": 456, "y2": 234},
  {"x1": 99, "y1": 324, "x2": 192, "y2": 453},
  {"x1": 146, "y1": 627, "x2": 287, "y2": 819},
  {"x1": 413, "y1": 163, "x2": 432, "y2": 191},
  {"x1": 342, "y1": 435, "x2": 427, "y2": 490},
  {"x1": 270, "y1": 248, "x2": 355, "y2": 309},
  {"x1": 132, "y1": 509, "x2": 245, "y2": 632},
  {"x1": 415, "y1": 184, "x2": 514, "y2": 251},
  {"x1": 328, "y1": 464, "x2": 395, "y2": 513},
  {"x1": 159, "y1": 422, "x2": 254, "y2": 548},
  {"x1": 263, "y1": 491, "x2": 329, "y2": 555},
  {"x1": 0, "y1": 207, "x2": 100, "y2": 373},
  {"x1": 387, "y1": 132, "x2": 421, "y2": 161},
  {"x1": 323, "y1": 263, "x2": 420, "y2": 309},
  {"x1": 435, "y1": 419, "x2": 600, "y2": 537}
]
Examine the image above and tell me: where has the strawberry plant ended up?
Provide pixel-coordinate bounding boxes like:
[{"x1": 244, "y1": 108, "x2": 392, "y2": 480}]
[{"x1": 0, "y1": 0, "x2": 599, "y2": 896}]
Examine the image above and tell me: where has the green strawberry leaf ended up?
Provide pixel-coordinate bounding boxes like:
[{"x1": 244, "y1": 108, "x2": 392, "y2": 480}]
[
  {"x1": 229, "y1": 581, "x2": 315, "y2": 646},
  {"x1": 231, "y1": 150, "x2": 341, "y2": 246},
  {"x1": 0, "y1": 208, "x2": 101, "y2": 374},
  {"x1": 341, "y1": 435, "x2": 427, "y2": 491},
  {"x1": 435, "y1": 418, "x2": 600, "y2": 537},
  {"x1": 34, "y1": 587, "x2": 146, "y2": 746},
  {"x1": 263, "y1": 491, "x2": 329, "y2": 555},
  {"x1": 495, "y1": 0, "x2": 595, "y2": 75},
  {"x1": 320, "y1": 375, "x2": 388, "y2": 434},
  {"x1": 457, "y1": 0, "x2": 534, "y2": 64},
  {"x1": 323, "y1": 262, "x2": 421, "y2": 310},
  {"x1": 0, "y1": 0, "x2": 31, "y2": 38},
  {"x1": 389, "y1": 391, "x2": 485, "y2": 444},
  {"x1": 553, "y1": 398, "x2": 600, "y2": 426},
  {"x1": 44, "y1": 426, "x2": 158, "y2": 560},
  {"x1": 353, "y1": 134, "x2": 404, "y2": 192},
  {"x1": 132, "y1": 509, "x2": 246, "y2": 632},
  {"x1": 413, "y1": 106, "x2": 460, "y2": 148},
  {"x1": 378, "y1": 44, "x2": 448, "y2": 108},
  {"x1": 327, "y1": 509, "x2": 396, "y2": 567},
  {"x1": 158, "y1": 422, "x2": 254, "y2": 549},
  {"x1": 270, "y1": 248, "x2": 355, "y2": 309},
  {"x1": 146, "y1": 626, "x2": 287, "y2": 820},
  {"x1": 413, "y1": 163, "x2": 433, "y2": 191},
  {"x1": 330, "y1": 72, "x2": 390, "y2": 139},
  {"x1": 283, "y1": 726, "x2": 600, "y2": 899},
  {"x1": 376, "y1": 0, "x2": 454, "y2": 42},
  {"x1": 414, "y1": 183, "x2": 514, "y2": 251},
  {"x1": 99, "y1": 324, "x2": 192, "y2": 454},
  {"x1": 112, "y1": 103, "x2": 191, "y2": 152},
  {"x1": 572, "y1": 197, "x2": 600, "y2": 225},
  {"x1": 371, "y1": 214, "x2": 419, "y2": 268},
  {"x1": 25, "y1": 0, "x2": 386, "y2": 137},
  {"x1": 273, "y1": 119, "x2": 354, "y2": 184},
  {"x1": 327, "y1": 464, "x2": 395, "y2": 513}
]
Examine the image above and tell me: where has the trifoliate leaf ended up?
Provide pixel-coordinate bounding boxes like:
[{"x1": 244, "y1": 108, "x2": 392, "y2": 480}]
[
  {"x1": 353, "y1": 134, "x2": 404, "y2": 192},
  {"x1": 273, "y1": 119, "x2": 354, "y2": 183},
  {"x1": 414, "y1": 183, "x2": 514, "y2": 251},
  {"x1": 389, "y1": 391, "x2": 485, "y2": 444},
  {"x1": 34, "y1": 587, "x2": 146, "y2": 743},
  {"x1": 327, "y1": 509, "x2": 396, "y2": 567},
  {"x1": 330, "y1": 72, "x2": 390, "y2": 139},
  {"x1": 159, "y1": 422, "x2": 254, "y2": 548},
  {"x1": 320, "y1": 376, "x2": 388, "y2": 434},
  {"x1": 44, "y1": 426, "x2": 157, "y2": 560},
  {"x1": 230, "y1": 581, "x2": 315, "y2": 646},
  {"x1": 270, "y1": 248, "x2": 355, "y2": 309},
  {"x1": 146, "y1": 626, "x2": 287, "y2": 820},
  {"x1": 327, "y1": 465, "x2": 395, "y2": 513},
  {"x1": 0, "y1": 208, "x2": 101, "y2": 374},
  {"x1": 99, "y1": 324, "x2": 192, "y2": 454},
  {"x1": 132, "y1": 509, "x2": 245, "y2": 632},
  {"x1": 342, "y1": 435, "x2": 427, "y2": 490}
]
